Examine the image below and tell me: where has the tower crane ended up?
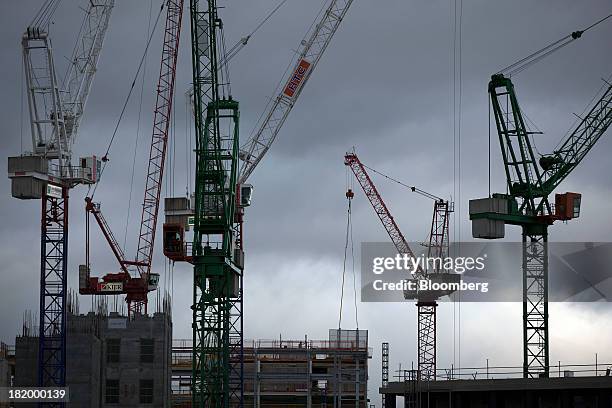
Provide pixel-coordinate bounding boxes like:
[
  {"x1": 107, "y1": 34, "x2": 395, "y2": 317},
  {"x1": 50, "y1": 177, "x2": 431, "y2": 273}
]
[
  {"x1": 161, "y1": 1, "x2": 357, "y2": 405},
  {"x1": 78, "y1": 0, "x2": 185, "y2": 318},
  {"x1": 344, "y1": 152, "x2": 456, "y2": 382},
  {"x1": 469, "y1": 18, "x2": 612, "y2": 378},
  {"x1": 188, "y1": 0, "x2": 242, "y2": 405},
  {"x1": 7, "y1": 0, "x2": 114, "y2": 395}
]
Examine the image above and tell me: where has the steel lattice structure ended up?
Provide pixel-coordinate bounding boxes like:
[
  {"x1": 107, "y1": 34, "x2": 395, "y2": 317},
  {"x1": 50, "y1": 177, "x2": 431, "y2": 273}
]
[
  {"x1": 190, "y1": 0, "x2": 243, "y2": 405},
  {"x1": 61, "y1": 1, "x2": 115, "y2": 149},
  {"x1": 344, "y1": 153, "x2": 420, "y2": 262},
  {"x1": 344, "y1": 153, "x2": 449, "y2": 381},
  {"x1": 80, "y1": 0, "x2": 184, "y2": 318},
  {"x1": 38, "y1": 187, "x2": 68, "y2": 401},
  {"x1": 471, "y1": 74, "x2": 612, "y2": 377},
  {"x1": 14, "y1": 2, "x2": 115, "y2": 402},
  {"x1": 238, "y1": 0, "x2": 355, "y2": 184},
  {"x1": 381, "y1": 342, "x2": 389, "y2": 408},
  {"x1": 131, "y1": 0, "x2": 185, "y2": 314}
]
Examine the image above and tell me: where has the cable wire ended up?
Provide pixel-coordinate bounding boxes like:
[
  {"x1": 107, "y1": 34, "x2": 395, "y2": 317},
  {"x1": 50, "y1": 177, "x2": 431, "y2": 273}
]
[
  {"x1": 124, "y1": 0, "x2": 154, "y2": 251},
  {"x1": 338, "y1": 192, "x2": 353, "y2": 330},
  {"x1": 90, "y1": 1, "x2": 165, "y2": 198},
  {"x1": 498, "y1": 13, "x2": 612, "y2": 77}
]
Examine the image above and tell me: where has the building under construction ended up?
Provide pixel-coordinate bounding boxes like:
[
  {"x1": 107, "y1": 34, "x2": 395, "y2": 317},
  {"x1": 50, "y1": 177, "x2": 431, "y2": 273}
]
[
  {"x1": 2, "y1": 0, "x2": 612, "y2": 407},
  {"x1": 172, "y1": 329, "x2": 370, "y2": 408},
  {"x1": 13, "y1": 299, "x2": 172, "y2": 407}
]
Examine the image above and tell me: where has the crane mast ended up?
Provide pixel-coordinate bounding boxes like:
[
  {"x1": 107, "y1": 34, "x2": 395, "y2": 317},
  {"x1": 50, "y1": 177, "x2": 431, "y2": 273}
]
[
  {"x1": 79, "y1": 0, "x2": 185, "y2": 317},
  {"x1": 162, "y1": 2, "x2": 357, "y2": 403},
  {"x1": 189, "y1": 0, "x2": 243, "y2": 405},
  {"x1": 8, "y1": 0, "x2": 114, "y2": 400},
  {"x1": 238, "y1": 0, "x2": 355, "y2": 184},
  {"x1": 344, "y1": 152, "x2": 454, "y2": 382}
]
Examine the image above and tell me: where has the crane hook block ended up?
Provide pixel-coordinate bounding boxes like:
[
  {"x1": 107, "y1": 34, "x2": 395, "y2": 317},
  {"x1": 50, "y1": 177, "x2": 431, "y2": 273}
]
[{"x1": 346, "y1": 189, "x2": 354, "y2": 199}]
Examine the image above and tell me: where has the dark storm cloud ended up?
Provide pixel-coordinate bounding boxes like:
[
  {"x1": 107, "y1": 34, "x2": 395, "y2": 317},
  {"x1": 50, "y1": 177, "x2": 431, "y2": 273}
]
[{"x1": 1, "y1": 1, "x2": 612, "y2": 405}]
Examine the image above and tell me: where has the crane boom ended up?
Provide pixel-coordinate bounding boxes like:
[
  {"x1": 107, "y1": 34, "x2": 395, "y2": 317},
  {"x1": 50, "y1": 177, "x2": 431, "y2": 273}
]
[
  {"x1": 489, "y1": 74, "x2": 612, "y2": 218},
  {"x1": 134, "y1": 0, "x2": 184, "y2": 284},
  {"x1": 61, "y1": 0, "x2": 115, "y2": 147},
  {"x1": 344, "y1": 153, "x2": 424, "y2": 277},
  {"x1": 345, "y1": 152, "x2": 455, "y2": 382},
  {"x1": 13, "y1": 0, "x2": 114, "y2": 396},
  {"x1": 239, "y1": 0, "x2": 355, "y2": 184},
  {"x1": 22, "y1": 0, "x2": 114, "y2": 168},
  {"x1": 80, "y1": 0, "x2": 185, "y2": 316},
  {"x1": 541, "y1": 82, "x2": 612, "y2": 193}
]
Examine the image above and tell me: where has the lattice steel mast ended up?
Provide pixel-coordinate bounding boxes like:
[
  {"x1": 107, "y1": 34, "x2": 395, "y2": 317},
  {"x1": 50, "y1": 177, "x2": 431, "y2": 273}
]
[{"x1": 190, "y1": 0, "x2": 243, "y2": 405}]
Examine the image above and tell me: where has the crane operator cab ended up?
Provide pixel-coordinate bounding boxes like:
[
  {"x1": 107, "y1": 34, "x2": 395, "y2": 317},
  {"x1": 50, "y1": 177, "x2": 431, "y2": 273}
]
[
  {"x1": 555, "y1": 192, "x2": 581, "y2": 221},
  {"x1": 148, "y1": 273, "x2": 160, "y2": 292},
  {"x1": 237, "y1": 183, "x2": 253, "y2": 207},
  {"x1": 163, "y1": 223, "x2": 185, "y2": 260}
]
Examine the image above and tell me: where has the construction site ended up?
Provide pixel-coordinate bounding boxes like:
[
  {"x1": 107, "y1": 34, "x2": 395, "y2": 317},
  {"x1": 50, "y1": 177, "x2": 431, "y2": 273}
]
[{"x1": 0, "y1": 0, "x2": 611, "y2": 407}]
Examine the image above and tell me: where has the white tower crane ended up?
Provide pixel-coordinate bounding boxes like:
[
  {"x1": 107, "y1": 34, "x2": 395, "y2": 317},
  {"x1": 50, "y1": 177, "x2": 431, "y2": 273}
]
[{"x1": 7, "y1": 0, "x2": 114, "y2": 393}]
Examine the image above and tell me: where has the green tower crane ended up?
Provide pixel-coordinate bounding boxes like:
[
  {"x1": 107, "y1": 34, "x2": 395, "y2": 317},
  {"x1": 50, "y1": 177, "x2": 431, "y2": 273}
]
[
  {"x1": 469, "y1": 22, "x2": 612, "y2": 377},
  {"x1": 189, "y1": 0, "x2": 243, "y2": 405}
]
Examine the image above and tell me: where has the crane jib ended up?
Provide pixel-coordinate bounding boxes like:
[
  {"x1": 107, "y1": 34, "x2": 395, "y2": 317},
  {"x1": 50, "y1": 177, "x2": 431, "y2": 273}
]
[{"x1": 283, "y1": 59, "x2": 311, "y2": 98}]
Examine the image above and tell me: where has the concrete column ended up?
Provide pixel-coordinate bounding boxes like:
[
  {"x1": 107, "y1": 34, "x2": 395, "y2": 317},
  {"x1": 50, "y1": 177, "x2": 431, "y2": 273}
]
[
  {"x1": 255, "y1": 351, "x2": 260, "y2": 408},
  {"x1": 307, "y1": 350, "x2": 312, "y2": 408},
  {"x1": 355, "y1": 357, "x2": 359, "y2": 408}
]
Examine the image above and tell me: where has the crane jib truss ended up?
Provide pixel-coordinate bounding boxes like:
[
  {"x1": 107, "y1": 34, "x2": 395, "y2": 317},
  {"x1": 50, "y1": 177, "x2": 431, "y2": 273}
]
[
  {"x1": 80, "y1": 0, "x2": 184, "y2": 317},
  {"x1": 344, "y1": 153, "x2": 453, "y2": 382},
  {"x1": 238, "y1": 0, "x2": 355, "y2": 184},
  {"x1": 470, "y1": 74, "x2": 612, "y2": 378}
]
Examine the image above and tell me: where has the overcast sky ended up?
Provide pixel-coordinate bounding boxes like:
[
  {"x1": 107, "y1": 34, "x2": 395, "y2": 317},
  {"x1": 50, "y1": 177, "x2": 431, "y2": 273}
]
[{"x1": 1, "y1": 0, "x2": 612, "y2": 404}]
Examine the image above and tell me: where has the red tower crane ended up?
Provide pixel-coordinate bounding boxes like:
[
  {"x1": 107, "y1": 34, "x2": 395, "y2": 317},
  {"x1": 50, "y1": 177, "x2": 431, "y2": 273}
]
[
  {"x1": 344, "y1": 152, "x2": 455, "y2": 381},
  {"x1": 79, "y1": 0, "x2": 185, "y2": 316}
]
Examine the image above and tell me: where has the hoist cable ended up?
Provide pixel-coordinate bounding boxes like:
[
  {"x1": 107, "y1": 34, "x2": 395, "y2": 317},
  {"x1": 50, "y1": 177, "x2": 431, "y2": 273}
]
[
  {"x1": 350, "y1": 200, "x2": 358, "y2": 329},
  {"x1": 338, "y1": 193, "x2": 353, "y2": 330},
  {"x1": 359, "y1": 161, "x2": 446, "y2": 202},
  {"x1": 89, "y1": 1, "x2": 165, "y2": 199},
  {"x1": 124, "y1": 0, "x2": 154, "y2": 252},
  {"x1": 31, "y1": 0, "x2": 62, "y2": 29},
  {"x1": 249, "y1": 0, "x2": 288, "y2": 39}
]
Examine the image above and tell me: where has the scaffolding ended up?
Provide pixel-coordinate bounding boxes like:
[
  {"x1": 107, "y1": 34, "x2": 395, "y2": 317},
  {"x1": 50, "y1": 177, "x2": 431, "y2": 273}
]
[{"x1": 171, "y1": 329, "x2": 370, "y2": 407}]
